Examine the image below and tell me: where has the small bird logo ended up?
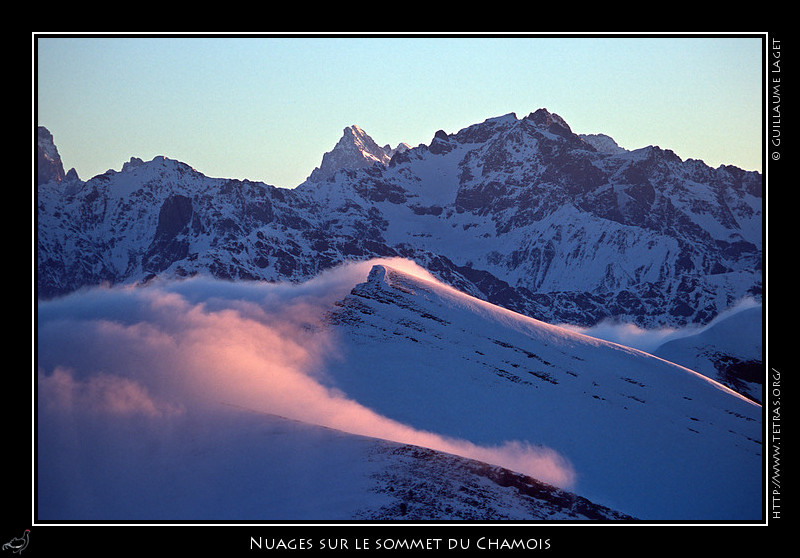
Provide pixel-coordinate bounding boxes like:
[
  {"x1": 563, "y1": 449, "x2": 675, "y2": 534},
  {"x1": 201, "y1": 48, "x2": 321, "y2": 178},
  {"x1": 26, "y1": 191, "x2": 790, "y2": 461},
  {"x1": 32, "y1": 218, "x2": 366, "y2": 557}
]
[{"x1": 2, "y1": 530, "x2": 29, "y2": 554}]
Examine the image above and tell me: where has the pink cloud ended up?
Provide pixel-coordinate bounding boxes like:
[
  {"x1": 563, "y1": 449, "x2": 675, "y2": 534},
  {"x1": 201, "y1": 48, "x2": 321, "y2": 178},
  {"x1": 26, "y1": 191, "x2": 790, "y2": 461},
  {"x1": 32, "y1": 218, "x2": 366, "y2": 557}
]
[
  {"x1": 37, "y1": 366, "x2": 182, "y2": 418},
  {"x1": 36, "y1": 259, "x2": 576, "y2": 489}
]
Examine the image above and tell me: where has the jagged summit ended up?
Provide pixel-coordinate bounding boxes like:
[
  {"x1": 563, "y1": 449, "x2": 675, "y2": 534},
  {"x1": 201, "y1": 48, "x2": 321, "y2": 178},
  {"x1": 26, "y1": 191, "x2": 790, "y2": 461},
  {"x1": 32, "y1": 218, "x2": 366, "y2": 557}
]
[
  {"x1": 341, "y1": 124, "x2": 386, "y2": 158},
  {"x1": 525, "y1": 107, "x2": 572, "y2": 132},
  {"x1": 307, "y1": 125, "x2": 396, "y2": 183},
  {"x1": 118, "y1": 155, "x2": 200, "y2": 176},
  {"x1": 37, "y1": 126, "x2": 79, "y2": 185}
]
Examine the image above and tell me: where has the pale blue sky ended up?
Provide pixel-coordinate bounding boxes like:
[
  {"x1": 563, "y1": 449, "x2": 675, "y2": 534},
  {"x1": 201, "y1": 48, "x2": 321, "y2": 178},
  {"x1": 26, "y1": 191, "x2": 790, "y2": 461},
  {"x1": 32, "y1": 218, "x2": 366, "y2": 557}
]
[{"x1": 35, "y1": 34, "x2": 764, "y2": 189}]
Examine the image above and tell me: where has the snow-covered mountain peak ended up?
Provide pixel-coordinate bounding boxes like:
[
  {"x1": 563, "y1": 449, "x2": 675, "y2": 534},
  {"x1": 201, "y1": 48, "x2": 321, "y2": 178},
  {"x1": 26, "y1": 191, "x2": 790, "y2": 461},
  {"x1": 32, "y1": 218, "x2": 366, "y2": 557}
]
[
  {"x1": 112, "y1": 155, "x2": 203, "y2": 181},
  {"x1": 342, "y1": 124, "x2": 376, "y2": 150},
  {"x1": 524, "y1": 107, "x2": 572, "y2": 132},
  {"x1": 384, "y1": 142, "x2": 411, "y2": 159},
  {"x1": 579, "y1": 133, "x2": 628, "y2": 155},
  {"x1": 307, "y1": 125, "x2": 392, "y2": 183},
  {"x1": 485, "y1": 112, "x2": 519, "y2": 126},
  {"x1": 121, "y1": 156, "x2": 147, "y2": 172}
]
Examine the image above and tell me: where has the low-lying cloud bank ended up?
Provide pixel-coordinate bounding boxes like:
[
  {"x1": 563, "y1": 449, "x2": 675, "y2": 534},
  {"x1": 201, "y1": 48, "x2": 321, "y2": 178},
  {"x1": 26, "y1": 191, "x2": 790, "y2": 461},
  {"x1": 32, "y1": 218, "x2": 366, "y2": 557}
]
[
  {"x1": 557, "y1": 297, "x2": 762, "y2": 354},
  {"x1": 37, "y1": 258, "x2": 576, "y2": 496}
]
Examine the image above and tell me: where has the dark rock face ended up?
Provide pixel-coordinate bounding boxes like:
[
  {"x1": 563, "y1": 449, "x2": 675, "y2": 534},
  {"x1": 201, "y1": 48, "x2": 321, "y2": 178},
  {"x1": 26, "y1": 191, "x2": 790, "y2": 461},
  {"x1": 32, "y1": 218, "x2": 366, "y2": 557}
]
[
  {"x1": 143, "y1": 195, "x2": 193, "y2": 273},
  {"x1": 37, "y1": 127, "x2": 66, "y2": 185},
  {"x1": 155, "y1": 195, "x2": 193, "y2": 240},
  {"x1": 429, "y1": 130, "x2": 456, "y2": 155},
  {"x1": 714, "y1": 356, "x2": 763, "y2": 403}
]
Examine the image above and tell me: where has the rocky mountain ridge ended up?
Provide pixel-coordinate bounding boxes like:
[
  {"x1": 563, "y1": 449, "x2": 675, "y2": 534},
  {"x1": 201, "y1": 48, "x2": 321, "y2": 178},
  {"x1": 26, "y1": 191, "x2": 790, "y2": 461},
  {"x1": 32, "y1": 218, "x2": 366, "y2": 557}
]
[
  {"x1": 37, "y1": 126, "x2": 79, "y2": 186},
  {"x1": 36, "y1": 108, "x2": 762, "y2": 331},
  {"x1": 307, "y1": 124, "x2": 410, "y2": 183}
]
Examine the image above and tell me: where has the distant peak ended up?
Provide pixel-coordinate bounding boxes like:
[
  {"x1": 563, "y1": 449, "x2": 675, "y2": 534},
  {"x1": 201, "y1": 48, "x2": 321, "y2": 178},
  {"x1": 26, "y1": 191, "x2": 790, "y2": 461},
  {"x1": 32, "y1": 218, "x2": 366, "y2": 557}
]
[
  {"x1": 122, "y1": 157, "x2": 146, "y2": 172},
  {"x1": 579, "y1": 133, "x2": 628, "y2": 155},
  {"x1": 307, "y1": 125, "x2": 392, "y2": 183},
  {"x1": 344, "y1": 124, "x2": 367, "y2": 137},
  {"x1": 37, "y1": 126, "x2": 68, "y2": 185},
  {"x1": 385, "y1": 142, "x2": 410, "y2": 158},
  {"x1": 484, "y1": 113, "x2": 518, "y2": 126},
  {"x1": 118, "y1": 155, "x2": 199, "y2": 178},
  {"x1": 429, "y1": 129, "x2": 457, "y2": 155},
  {"x1": 525, "y1": 108, "x2": 571, "y2": 132}
]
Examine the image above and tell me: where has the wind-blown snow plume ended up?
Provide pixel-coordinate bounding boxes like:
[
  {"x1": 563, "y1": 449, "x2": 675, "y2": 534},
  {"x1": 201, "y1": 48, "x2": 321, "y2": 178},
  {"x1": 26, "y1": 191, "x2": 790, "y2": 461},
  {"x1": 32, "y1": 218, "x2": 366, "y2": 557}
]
[{"x1": 37, "y1": 259, "x2": 576, "y2": 489}]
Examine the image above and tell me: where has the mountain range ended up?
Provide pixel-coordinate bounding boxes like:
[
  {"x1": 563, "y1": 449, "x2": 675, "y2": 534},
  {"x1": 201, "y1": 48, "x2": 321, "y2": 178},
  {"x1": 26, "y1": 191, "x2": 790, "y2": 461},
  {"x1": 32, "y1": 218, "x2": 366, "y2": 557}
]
[
  {"x1": 35, "y1": 109, "x2": 764, "y2": 521},
  {"x1": 36, "y1": 109, "x2": 762, "y2": 330}
]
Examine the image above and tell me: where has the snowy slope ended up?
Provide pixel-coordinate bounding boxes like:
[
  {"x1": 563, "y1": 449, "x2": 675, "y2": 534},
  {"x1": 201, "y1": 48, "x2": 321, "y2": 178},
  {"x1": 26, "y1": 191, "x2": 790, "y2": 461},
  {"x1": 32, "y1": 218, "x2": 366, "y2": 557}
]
[
  {"x1": 36, "y1": 258, "x2": 760, "y2": 521},
  {"x1": 37, "y1": 403, "x2": 631, "y2": 521},
  {"x1": 654, "y1": 305, "x2": 763, "y2": 402},
  {"x1": 318, "y1": 261, "x2": 762, "y2": 520},
  {"x1": 36, "y1": 263, "x2": 634, "y2": 522}
]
